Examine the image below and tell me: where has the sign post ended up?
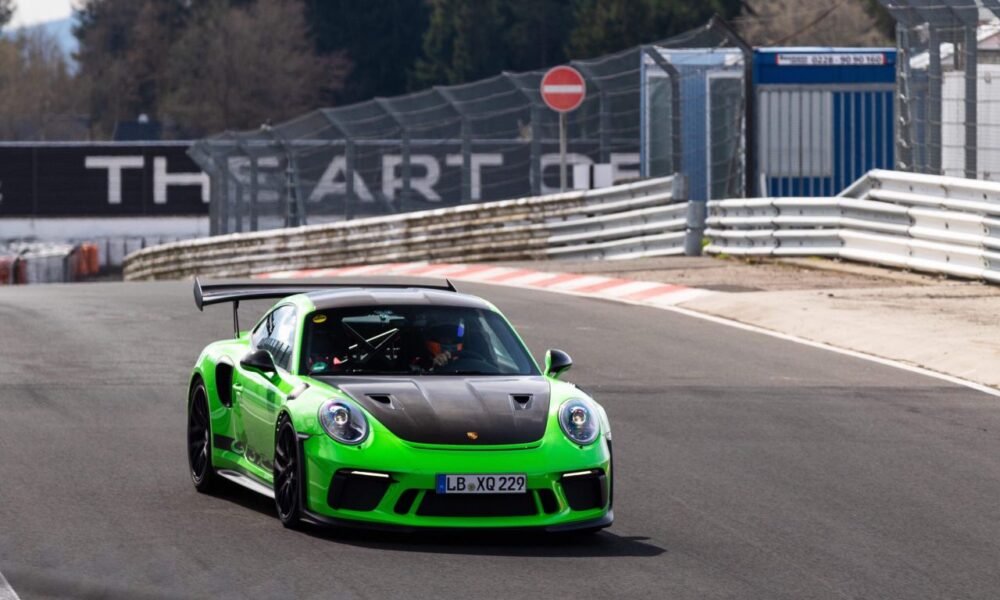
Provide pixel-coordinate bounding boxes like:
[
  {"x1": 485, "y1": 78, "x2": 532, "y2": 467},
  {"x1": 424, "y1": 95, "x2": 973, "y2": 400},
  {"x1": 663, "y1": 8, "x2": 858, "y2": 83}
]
[{"x1": 541, "y1": 66, "x2": 586, "y2": 192}]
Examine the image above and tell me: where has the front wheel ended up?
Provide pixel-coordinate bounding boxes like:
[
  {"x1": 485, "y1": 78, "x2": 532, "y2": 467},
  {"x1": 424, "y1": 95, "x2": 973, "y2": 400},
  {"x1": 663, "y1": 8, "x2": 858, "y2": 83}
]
[
  {"x1": 188, "y1": 380, "x2": 218, "y2": 493},
  {"x1": 273, "y1": 415, "x2": 304, "y2": 529}
]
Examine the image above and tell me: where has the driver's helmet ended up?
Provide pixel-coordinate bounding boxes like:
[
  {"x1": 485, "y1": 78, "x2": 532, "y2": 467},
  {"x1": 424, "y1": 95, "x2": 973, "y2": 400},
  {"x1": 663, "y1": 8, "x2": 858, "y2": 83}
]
[{"x1": 425, "y1": 321, "x2": 464, "y2": 358}]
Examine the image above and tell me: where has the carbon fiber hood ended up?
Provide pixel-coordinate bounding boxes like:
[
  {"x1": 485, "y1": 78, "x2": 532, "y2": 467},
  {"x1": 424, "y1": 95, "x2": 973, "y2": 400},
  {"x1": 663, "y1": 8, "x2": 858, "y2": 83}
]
[{"x1": 317, "y1": 376, "x2": 551, "y2": 445}]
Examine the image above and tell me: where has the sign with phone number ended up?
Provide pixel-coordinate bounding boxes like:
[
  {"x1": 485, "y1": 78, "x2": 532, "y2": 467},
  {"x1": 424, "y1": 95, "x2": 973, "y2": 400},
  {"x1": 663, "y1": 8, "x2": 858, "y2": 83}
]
[{"x1": 776, "y1": 53, "x2": 885, "y2": 66}]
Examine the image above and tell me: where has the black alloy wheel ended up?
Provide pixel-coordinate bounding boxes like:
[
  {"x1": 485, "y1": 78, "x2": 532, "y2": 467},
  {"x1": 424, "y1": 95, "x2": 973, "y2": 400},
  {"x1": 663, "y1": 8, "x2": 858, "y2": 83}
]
[
  {"x1": 188, "y1": 381, "x2": 218, "y2": 493},
  {"x1": 274, "y1": 416, "x2": 304, "y2": 528}
]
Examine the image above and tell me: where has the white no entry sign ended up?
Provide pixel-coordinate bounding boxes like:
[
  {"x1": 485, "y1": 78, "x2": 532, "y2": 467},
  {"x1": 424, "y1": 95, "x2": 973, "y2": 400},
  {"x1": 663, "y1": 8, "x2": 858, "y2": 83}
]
[{"x1": 541, "y1": 66, "x2": 586, "y2": 113}]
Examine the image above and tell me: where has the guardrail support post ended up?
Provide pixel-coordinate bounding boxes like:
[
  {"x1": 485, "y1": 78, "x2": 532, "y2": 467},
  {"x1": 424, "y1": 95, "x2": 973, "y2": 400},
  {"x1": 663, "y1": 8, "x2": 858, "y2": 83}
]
[{"x1": 678, "y1": 175, "x2": 706, "y2": 257}]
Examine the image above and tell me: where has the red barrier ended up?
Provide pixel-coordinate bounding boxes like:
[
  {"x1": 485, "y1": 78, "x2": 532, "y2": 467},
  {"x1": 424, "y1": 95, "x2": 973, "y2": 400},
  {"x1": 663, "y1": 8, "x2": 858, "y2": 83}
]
[
  {"x1": 82, "y1": 244, "x2": 100, "y2": 276},
  {"x1": 0, "y1": 256, "x2": 11, "y2": 285}
]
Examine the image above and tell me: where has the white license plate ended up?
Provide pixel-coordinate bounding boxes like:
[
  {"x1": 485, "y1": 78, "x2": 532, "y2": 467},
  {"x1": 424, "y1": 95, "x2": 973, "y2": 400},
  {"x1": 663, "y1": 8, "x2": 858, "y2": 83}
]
[{"x1": 435, "y1": 473, "x2": 526, "y2": 494}]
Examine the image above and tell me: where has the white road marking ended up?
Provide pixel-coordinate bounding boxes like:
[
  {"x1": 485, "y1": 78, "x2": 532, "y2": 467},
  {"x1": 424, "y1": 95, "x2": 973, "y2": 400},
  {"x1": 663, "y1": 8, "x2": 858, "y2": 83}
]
[
  {"x1": 546, "y1": 275, "x2": 612, "y2": 291},
  {"x1": 0, "y1": 569, "x2": 20, "y2": 600},
  {"x1": 497, "y1": 271, "x2": 563, "y2": 287},
  {"x1": 381, "y1": 262, "x2": 430, "y2": 274},
  {"x1": 590, "y1": 280, "x2": 663, "y2": 297},
  {"x1": 462, "y1": 266, "x2": 517, "y2": 281}
]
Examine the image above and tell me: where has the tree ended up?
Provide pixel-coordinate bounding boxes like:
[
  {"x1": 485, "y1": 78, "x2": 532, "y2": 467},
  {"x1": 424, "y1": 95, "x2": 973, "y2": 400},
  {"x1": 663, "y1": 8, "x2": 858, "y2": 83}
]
[
  {"x1": 304, "y1": 0, "x2": 429, "y2": 104},
  {"x1": 160, "y1": 0, "x2": 342, "y2": 136},
  {"x1": 500, "y1": 0, "x2": 574, "y2": 72},
  {"x1": 737, "y1": 0, "x2": 891, "y2": 47},
  {"x1": 0, "y1": 0, "x2": 13, "y2": 33},
  {"x1": 0, "y1": 28, "x2": 82, "y2": 139},
  {"x1": 411, "y1": 0, "x2": 506, "y2": 88},
  {"x1": 411, "y1": 0, "x2": 577, "y2": 89},
  {"x1": 566, "y1": 0, "x2": 741, "y2": 58},
  {"x1": 74, "y1": 0, "x2": 190, "y2": 137},
  {"x1": 411, "y1": 0, "x2": 742, "y2": 90}
]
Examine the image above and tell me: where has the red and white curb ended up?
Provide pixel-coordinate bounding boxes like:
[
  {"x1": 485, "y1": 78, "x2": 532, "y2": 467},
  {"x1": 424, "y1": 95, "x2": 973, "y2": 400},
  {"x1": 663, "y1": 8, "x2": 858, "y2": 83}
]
[
  {"x1": 258, "y1": 261, "x2": 1000, "y2": 398},
  {"x1": 258, "y1": 262, "x2": 713, "y2": 307}
]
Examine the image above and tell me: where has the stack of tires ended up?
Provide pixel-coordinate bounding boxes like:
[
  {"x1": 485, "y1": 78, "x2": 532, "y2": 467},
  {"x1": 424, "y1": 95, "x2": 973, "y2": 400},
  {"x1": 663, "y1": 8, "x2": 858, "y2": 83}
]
[{"x1": 0, "y1": 242, "x2": 102, "y2": 285}]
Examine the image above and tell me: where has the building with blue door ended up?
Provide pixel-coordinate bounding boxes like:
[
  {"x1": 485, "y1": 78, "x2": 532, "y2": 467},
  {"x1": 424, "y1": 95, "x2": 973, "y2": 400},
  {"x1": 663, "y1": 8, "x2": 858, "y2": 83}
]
[{"x1": 753, "y1": 48, "x2": 896, "y2": 197}]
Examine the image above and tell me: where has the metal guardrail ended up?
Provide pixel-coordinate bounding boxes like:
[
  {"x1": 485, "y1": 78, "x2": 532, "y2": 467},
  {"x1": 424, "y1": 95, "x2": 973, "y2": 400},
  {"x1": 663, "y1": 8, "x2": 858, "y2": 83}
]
[
  {"x1": 704, "y1": 169, "x2": 1000, "y2": 283},
  {"x1": 124, "y1": 176, "x2": 694, "y2": 281}
]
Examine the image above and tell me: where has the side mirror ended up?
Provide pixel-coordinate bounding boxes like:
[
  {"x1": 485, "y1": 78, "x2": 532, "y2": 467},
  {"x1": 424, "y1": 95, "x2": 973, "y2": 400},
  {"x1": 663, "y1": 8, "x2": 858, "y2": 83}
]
[
  {"x1": 240, "y1": 349, "x2": 276, "y2": 374},
  {"x1": 544, "y1": 349, "x2": 573, "y2": 380}
]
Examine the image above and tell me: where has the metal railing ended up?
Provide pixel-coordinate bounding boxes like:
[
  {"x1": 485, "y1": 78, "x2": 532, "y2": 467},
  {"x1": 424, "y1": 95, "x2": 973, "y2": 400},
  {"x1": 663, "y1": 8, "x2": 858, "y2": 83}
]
[
  {"x1": 705, "y1": 169, "x2": 1000, "y2": 283},
  {"x1": 123, "y1": 175, "x2": 696, "y2": 281}
]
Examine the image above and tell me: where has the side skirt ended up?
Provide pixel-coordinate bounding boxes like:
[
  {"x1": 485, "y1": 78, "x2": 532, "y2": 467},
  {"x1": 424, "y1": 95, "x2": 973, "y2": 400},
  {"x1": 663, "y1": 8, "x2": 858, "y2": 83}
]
[{"x1": 217, "y1": 469, "x2": 275, "y2": 499}]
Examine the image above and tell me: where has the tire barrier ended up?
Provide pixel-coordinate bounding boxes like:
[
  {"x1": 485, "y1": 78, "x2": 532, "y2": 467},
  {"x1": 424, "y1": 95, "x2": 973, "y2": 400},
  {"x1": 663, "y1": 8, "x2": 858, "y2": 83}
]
[{"x1": 0, "y1": 242, "x2": 102, "y2": 285}]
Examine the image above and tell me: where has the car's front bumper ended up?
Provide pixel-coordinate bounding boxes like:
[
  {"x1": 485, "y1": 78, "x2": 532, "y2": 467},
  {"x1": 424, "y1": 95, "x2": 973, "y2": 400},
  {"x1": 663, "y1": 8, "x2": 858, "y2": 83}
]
[{"x1": 299, "y1": 431, "x2": 613, "y2": 531}]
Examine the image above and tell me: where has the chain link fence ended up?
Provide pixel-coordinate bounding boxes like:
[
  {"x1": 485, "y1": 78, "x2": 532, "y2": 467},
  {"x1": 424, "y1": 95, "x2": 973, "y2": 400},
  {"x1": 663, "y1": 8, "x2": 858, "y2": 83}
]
[
  {"x1": 887, "y1": 0, "x2": 1000, "y2": 181},
  {"x1": 191, "y1": 20, "x2": 744, "y2": 235}
]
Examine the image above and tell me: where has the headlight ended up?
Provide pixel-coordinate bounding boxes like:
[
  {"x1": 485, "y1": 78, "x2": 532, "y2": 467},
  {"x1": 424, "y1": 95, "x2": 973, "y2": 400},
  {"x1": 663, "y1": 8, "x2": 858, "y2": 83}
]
[
  {"x1": 319, "y1": 400, "x2": 369, "y2": 445},
  {"x1": 558, "y1": 398, "x2": 599, "y2": 445}
]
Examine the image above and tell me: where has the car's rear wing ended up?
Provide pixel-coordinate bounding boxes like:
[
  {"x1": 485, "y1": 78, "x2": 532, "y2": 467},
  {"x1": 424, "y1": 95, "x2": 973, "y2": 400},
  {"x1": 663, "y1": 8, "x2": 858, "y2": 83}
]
[{"x1": 193, "y1": 277, "x2": 457, "y2": 336}]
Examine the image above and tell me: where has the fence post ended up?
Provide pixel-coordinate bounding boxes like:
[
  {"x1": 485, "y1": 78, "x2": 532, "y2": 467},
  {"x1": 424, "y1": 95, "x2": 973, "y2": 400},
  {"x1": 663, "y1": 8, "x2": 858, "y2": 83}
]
[
  {"x1": 285, "y1": 155, "x2": 299, "y2": 227},
  {"x1": 401, "y1": 128, "x2": 412, "y2": 208},
  {"x1": 249, "y1": 156, "x2": 259, "y2": 232},
  {"x1": 964, "y1": 24, "x2": 977, "y2": 179},
  {"x1": 219, "y1": 162, "x2": 230, "y2": 234},
  {"x1": 233, "y1": 178, "x2": 244, "y2": 233},
  {"x1": 345, "y1": 139, "x2": 356, "y2": 219},
  {"x1": 461, "y1": 116, "x2": 472, "y2": 203},
  {"x1": 530, "y1": 105, "x2": 542, "y2": 196},
  {"x1": 208, "y1": 162, "x2": 221, "y2": 236},
  {"x1": 927, "y1": 25, "x2": 942, "y2": 175}
]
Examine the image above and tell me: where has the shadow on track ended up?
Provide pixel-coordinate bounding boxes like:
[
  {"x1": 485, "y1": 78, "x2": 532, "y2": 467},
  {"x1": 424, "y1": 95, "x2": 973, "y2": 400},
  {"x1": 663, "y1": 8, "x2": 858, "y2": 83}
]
[
  {"x1": 214, "y1": 483, "x2": 665, "y2": 559},
  {"x1": 303, "y1": 526, "x2": 666, "y2": 559}
]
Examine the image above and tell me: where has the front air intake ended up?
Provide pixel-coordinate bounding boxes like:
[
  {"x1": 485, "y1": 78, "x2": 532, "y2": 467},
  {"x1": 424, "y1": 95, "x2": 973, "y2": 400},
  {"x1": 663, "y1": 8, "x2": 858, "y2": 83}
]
[
  {"x1": 327, "y1": 470, "x2": 391, "y2": 511},
  {"x1": 561, "y1": 471, "x2": 608, "y2": 511}
]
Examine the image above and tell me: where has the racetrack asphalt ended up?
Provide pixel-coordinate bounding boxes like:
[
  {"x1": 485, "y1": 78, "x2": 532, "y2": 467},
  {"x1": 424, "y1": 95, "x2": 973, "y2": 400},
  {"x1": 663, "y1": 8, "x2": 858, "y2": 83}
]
[{"x1": 1, "y1": 280, "x2": 999, "y2": 599}]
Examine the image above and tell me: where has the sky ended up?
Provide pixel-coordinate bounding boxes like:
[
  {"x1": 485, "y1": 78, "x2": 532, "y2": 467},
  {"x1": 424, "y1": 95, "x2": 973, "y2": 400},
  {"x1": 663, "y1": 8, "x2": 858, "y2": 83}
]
[{"x1": 11, "y1": 0, "x2": 75, "y2": 27}]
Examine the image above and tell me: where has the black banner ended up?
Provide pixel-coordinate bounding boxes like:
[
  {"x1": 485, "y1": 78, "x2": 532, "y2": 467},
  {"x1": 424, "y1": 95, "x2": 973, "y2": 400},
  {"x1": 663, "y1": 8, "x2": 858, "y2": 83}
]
[
  {"x1": 0, "y1": 144, "x2": 209, "y2": 217},
  {"x1": 234, "y1": 140, "x2": 641, "y2": 218}
]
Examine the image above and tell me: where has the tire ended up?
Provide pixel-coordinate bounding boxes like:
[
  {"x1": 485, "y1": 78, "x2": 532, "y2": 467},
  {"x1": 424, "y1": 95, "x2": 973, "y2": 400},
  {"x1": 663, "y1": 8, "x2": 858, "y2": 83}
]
[
  {"x1": 273, "y1": 415, "x2": 305, "y2": 529},
  {"x1": 188, "y1": 379, "x2": 219, "y2": 493}
]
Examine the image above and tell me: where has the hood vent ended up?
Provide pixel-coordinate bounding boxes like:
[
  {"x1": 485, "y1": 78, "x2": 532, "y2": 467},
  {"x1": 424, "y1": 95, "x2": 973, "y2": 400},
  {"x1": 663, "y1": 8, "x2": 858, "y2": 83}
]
[
  {"x1": 511, "y1": 394, "x2": 533, "y2": 410},
  {"x1": 367, "y1": 394, "x2": 395, "y2": 408}
]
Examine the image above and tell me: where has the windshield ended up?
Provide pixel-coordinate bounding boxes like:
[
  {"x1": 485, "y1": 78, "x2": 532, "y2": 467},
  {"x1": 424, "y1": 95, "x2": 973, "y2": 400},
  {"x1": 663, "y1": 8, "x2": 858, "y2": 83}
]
[{"x1": 300, "y1": 305, "x2": 539, "y2": 377}]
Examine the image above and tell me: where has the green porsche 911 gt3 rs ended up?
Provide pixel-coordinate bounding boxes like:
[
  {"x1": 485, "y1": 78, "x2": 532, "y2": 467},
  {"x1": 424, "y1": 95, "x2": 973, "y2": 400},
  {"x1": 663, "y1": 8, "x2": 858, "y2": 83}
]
[{"x1": 187, "y1": 279, "x2": 613, "y2": 532}]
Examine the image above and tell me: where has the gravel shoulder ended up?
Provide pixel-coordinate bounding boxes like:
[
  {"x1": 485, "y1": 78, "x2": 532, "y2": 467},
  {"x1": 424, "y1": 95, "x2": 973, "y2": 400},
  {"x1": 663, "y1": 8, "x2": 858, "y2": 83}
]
[{"x1": 502, "y1": 256, "x2": 1000, "y2": 390}]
